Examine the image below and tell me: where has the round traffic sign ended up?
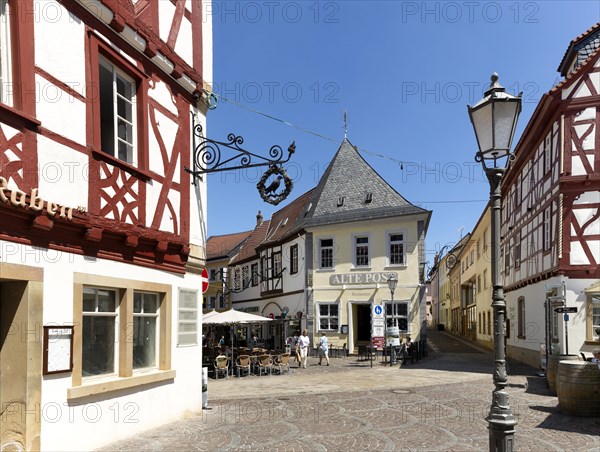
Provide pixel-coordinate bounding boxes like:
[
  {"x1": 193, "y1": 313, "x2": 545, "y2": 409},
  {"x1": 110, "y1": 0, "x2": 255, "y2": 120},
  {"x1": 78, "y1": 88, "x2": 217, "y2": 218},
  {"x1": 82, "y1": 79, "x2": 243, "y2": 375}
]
[{"x1": 201, "y1": 268, "x2": 209, "y2": 294}]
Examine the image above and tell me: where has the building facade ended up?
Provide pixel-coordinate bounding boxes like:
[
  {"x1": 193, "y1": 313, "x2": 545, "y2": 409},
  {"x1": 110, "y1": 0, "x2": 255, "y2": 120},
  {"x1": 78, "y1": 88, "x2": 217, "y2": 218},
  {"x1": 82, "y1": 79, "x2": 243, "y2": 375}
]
[
  {"x1": 501, "y1": 23, "x2": 600, "y2": 367},
  {"x1": 227, "y1": 139, "x2": 431, "y2": 353},
  {"x1": 0, "y1": 1, "x2": 211, "y2": 450}
]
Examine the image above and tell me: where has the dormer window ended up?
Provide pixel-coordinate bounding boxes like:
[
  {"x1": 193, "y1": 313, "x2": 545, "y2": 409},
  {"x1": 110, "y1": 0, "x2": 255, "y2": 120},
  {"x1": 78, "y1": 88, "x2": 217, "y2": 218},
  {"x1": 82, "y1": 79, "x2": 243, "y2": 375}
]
[
  {"x1": 337, "y1": 196, "x2": 345, "y2": 207},
  {"x1": 365, "y1": 192, "x2": 373, "y2": 204}
]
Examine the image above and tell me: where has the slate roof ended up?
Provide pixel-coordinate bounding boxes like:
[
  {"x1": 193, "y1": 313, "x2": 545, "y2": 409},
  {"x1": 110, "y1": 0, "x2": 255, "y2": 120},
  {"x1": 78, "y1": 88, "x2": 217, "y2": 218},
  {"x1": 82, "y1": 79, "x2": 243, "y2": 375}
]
[
  {"x1": 558, "y1": 22, "x2": 600, "y2": 76},
  {"x1": 227, "y1": 139, "x2": 431, "y2": 260},
  {"x1": 303, "y1": 139, "x2": 430, "y2": 228},
  {"x1": 206, "y1": 230, "x2": 253, "y2": 260}
]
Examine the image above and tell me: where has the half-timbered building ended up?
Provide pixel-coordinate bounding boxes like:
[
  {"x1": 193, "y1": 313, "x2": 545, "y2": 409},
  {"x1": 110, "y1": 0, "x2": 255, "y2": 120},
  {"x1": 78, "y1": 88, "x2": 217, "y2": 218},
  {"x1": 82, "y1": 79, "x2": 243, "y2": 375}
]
[
  {"x1": 0, "y1": 1, "x2": 211, "y2": 450},
  {"x1": 502, "y1": 23, "x2": 600, "y2": 367},
  {"x1": 226, "y1": 139, "x2": 431, "y2": 354}
]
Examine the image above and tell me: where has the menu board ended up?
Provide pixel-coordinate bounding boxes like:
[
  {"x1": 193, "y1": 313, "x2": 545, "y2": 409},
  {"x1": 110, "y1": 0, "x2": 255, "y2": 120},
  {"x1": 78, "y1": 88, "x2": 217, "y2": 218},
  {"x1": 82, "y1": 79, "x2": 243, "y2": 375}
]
[{"x1": 43, "y1": 326, "x2": 74, "y2": 375}]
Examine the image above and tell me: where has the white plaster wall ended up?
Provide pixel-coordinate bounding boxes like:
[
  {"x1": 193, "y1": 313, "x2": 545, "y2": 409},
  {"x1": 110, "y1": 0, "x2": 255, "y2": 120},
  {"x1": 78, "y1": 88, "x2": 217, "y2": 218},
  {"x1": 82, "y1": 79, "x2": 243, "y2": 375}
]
[
  {"x1": 146, "y1": 180, "x2": 179, "y2": 234},
  {"x1": 505, "y1": 276, "x2": 595, "y2": 356},
  {"x1": 175, "y1": 17, "x2": 193, "y2": 68},
  {"x1": 34, "y1": 0, "x2": 86, "y2": 98},
  {"x1": 283, "y1": 236, "x2": 305, "y2": 293},
  {"x1": 35, "y1": 74, "x2": 86, "y2": 146},
  {"x1": 158, "y1": 0, "x2": 176, "y2": 43},
  {"x1": 36, "y1": 135, "x2": 88, "y2": 209},
  {"x1": 148, "y1": 109, "x2": 179, "y2": 180},
  {"x1": 202, "y1": 0, "x2": 213, "y2": 84},
  {"x1": 148, "y1": 79, "x2": 178, "y2": 117},
  {"x1": 0, "y1": 241, "x2": 203, "y2": 451},
  {"x1": 189, "y1": 108, "x2": 207, "y2": 247}
]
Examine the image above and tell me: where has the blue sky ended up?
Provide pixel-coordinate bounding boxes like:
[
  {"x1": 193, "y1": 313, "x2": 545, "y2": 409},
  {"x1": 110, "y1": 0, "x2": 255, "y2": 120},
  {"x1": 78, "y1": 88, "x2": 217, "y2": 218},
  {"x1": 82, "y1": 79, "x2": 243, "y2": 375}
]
[{"x1": 205, "y1": 1, "x2": 599, "y2": 269}]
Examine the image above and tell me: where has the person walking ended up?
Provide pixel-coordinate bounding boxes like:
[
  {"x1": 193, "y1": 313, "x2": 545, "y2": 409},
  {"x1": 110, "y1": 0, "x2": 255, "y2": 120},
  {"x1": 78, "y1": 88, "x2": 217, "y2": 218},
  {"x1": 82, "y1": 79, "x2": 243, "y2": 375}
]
[
  {"x1": 318, "y1": 332, "x2": 330, "y2": 366},
  {"x1": 297, "y1": 329, "x2": 310, "y2": 368}
]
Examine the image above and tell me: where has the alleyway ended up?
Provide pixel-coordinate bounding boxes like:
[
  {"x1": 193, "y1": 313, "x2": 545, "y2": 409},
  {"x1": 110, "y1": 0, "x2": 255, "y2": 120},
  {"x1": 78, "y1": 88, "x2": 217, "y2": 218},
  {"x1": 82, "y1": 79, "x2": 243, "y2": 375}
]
[{"x1": 98, "y1": 331, "x2": 600, "y2": 451}]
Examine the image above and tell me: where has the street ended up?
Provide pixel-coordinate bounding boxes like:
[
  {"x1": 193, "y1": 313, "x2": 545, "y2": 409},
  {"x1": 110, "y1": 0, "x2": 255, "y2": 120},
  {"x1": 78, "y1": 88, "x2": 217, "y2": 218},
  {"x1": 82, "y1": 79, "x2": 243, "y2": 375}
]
[{"x1": 99, "y1": 331, "x2": 600, "y2": 451}]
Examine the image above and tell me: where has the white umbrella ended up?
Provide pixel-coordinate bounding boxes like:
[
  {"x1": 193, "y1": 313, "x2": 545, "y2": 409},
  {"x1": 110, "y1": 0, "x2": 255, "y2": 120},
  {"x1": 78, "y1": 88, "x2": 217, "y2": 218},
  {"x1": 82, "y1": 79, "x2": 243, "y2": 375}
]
[
  {"x1": 204, "y1": 308, "x2": 272, "y2": 325},
  {"x1": 204, "y1": 308, "x2": 272, "y2": 375},
  {"x1": 203, "y1": 309, "x2": 219, "y2": 320}
]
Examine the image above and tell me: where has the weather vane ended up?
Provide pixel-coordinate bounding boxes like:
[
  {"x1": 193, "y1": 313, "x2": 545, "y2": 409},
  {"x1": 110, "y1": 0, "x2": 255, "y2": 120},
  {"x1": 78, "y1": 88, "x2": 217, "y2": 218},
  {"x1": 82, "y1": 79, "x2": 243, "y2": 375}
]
[{"x1": 185, "y1": 114, "x2": 295, "y2": 205}]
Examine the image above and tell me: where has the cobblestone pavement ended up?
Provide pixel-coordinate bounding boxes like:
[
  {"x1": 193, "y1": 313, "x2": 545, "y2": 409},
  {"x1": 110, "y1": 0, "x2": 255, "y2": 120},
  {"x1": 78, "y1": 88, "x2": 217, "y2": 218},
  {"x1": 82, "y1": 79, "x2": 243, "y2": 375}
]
[{"x1": 99, "y1": 331, "x2": 600, "y2": 451}]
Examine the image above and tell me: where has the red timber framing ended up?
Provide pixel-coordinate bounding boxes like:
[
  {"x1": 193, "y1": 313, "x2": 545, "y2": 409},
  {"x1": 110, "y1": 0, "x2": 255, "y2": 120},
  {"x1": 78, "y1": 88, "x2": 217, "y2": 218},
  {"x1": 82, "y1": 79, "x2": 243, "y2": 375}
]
[
  {"x1": 0, "y1": 0, "x2": 200, "y2": 274},
  {"x1": 61, "y1": 0, "x2": 204, "y2": 90},
  {"x1": 502, "y1": 45, "x2": 600, "y2": 291},
  {"x1": 0, "y1": 0, "x2": 39, "y2": 193}
]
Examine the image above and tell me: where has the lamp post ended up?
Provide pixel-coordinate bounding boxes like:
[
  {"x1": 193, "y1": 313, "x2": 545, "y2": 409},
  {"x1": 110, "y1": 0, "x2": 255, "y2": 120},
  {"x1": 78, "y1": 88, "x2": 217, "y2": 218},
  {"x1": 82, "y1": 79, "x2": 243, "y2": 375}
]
[
  {"x1": 468, "y1": 73, "x2": 521, "y2": 452},
  {"x1": 387, "y1": 274, "x2": 398, "y2": 364}
]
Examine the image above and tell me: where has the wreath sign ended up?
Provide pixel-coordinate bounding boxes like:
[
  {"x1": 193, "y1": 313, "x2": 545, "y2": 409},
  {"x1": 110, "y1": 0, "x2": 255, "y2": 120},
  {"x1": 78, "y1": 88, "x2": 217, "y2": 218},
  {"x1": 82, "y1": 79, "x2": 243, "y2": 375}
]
[{"x1": 257, "y1": 165, "x2": 293, "y2": 206}]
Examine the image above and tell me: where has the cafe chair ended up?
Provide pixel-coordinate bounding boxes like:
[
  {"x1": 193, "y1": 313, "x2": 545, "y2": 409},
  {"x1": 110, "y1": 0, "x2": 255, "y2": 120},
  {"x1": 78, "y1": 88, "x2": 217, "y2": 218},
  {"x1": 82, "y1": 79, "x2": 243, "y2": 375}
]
[
  {"x1": 214, "y1": 355, "x2": 229, "y2": 379},
  {"x1": 236, "y1": 355, "x2": 251, "y2": 378}
]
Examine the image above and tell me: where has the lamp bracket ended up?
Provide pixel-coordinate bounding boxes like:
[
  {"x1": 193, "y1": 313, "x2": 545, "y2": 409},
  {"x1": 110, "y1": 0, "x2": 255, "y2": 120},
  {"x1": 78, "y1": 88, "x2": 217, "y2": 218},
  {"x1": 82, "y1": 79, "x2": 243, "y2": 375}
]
[{"x1": 185, "y1": 113, "x2": 296, "y2": 186}]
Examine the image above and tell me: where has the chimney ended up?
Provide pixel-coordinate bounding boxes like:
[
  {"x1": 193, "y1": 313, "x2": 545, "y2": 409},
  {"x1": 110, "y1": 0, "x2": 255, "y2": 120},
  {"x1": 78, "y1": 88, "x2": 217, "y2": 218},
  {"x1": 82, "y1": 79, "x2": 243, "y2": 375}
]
[{"x1": 256, "y1": 210, "x2": 263, "y2": 226}]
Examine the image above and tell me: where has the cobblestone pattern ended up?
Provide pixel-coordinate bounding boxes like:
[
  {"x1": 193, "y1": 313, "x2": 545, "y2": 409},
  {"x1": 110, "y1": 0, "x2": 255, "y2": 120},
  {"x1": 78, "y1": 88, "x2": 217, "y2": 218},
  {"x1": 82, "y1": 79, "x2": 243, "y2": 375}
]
[{"x1": 99, "y1": 332, "x2": 600, "y2": 451}]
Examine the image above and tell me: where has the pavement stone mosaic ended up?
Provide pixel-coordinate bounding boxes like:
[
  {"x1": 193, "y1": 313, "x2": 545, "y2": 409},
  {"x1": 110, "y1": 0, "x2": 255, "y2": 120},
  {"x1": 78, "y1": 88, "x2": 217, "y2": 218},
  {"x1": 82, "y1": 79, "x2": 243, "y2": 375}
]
[{"x1": 98, "y1": 331, "x2": 600, "y2": 451}]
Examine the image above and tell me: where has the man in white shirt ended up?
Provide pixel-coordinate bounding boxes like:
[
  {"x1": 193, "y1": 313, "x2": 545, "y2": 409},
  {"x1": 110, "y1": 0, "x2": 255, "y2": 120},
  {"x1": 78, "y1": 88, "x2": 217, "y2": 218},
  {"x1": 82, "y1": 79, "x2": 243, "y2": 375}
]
[{"x1": 297, "y1": 329, "x2": 310, "y2": 369}]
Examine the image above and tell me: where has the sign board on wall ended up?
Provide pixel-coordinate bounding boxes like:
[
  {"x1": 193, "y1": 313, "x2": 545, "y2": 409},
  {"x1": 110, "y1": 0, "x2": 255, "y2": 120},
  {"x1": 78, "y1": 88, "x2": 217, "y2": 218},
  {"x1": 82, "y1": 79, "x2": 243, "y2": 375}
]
[
  {"x1": 329, "y1": 272, "x2": 398, "y2": 286},
  {"x1": 43, "y1": 326, "x2": 74, "y2": 375}
]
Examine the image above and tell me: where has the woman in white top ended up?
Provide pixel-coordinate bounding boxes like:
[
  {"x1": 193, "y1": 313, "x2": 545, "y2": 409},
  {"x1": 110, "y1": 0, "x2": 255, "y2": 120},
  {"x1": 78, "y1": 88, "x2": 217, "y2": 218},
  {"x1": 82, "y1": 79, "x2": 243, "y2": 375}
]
[{"x1": 297, "y1": 329, "x2": 310, "y2": 368}]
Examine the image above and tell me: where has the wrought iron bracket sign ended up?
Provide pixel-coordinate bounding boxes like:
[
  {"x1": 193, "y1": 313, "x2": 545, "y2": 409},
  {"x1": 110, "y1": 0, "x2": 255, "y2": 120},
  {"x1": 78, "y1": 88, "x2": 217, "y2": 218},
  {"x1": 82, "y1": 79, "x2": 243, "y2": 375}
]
[
  {"x1": 256, "y1": 165, "x2": 293, "y2": 206},
  {"x1": 185, "y1": 114, "x2": 296, "y2": 204}
]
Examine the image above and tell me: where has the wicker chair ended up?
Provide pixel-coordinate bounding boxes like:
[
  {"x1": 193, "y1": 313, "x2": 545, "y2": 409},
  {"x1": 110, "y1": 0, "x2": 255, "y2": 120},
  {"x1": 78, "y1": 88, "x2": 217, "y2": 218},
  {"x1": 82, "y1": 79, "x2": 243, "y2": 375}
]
[
  {"x1": 214, "y1": 355, "x2": 229, "y2": 379},
  {"x1": 274, "y1": 353, "x2": 291, "y2": 374},
  {"x1": 236, "y1": 355, "x2": 251, "y2": 378},
  {"x1": 257, "y1": 354, "x2": 273, "y2": 376}
]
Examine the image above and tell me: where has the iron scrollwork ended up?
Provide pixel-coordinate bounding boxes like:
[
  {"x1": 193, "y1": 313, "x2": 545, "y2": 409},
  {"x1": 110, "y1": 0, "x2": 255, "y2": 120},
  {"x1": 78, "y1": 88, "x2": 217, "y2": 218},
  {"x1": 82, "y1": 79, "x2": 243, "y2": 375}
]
[{"x1": 185, "y1": 114, "x2": 296, "y2": 186}]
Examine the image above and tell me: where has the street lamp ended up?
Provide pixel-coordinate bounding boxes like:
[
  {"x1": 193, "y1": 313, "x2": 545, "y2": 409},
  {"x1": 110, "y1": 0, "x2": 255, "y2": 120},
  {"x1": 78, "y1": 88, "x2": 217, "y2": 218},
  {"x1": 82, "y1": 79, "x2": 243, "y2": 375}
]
[
  {"x1": 468, "y1": 73, "x2": 521, "y2": 452},
  {"x1": 388, "y1": 274, "x2": 398, "y2": 326}
]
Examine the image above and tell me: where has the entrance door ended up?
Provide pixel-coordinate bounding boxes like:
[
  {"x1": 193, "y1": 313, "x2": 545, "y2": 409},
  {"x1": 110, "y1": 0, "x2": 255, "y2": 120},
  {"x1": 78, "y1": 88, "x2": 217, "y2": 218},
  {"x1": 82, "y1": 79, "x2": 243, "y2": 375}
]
[
  {"x1": 0, "y1": 279, "x2": 43, "y2": 451},
  {"x1": 356, "y1": 304, "x2": 371, "y2": 342}
]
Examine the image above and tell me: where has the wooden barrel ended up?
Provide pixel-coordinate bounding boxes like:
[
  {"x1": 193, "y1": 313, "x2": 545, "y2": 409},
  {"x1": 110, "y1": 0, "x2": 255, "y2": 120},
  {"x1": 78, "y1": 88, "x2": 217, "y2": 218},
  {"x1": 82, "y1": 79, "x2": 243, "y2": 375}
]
[
  {"x1": 547, "y1": 354, "x2": 579, "y2": 395},
  {"x1": 557, "y1": 361, "x2": 600, "y2": 417}
]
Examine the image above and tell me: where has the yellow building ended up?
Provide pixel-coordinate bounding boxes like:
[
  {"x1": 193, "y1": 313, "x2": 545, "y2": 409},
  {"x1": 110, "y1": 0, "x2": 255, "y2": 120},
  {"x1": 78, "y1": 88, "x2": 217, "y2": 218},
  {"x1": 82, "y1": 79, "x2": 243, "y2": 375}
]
[{"x1": 305, "y1": 140, "x2": 431, "y2": 353}]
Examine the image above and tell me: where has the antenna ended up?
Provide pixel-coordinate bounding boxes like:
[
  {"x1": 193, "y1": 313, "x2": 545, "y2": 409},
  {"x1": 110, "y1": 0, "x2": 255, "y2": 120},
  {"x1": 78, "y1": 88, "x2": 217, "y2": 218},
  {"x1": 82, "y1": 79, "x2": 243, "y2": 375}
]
[
  {"x1": 343, "y1": 110, "x2": 347, "y2": 139},
  {"x1": 458, "y1": 226, "x2": 464, "y2": 238}
]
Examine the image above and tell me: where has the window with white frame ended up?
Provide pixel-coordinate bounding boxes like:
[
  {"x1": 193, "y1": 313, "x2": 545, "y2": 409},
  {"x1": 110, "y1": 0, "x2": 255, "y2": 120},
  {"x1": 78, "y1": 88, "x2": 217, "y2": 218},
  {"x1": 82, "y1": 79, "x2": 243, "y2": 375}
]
[
  {"x1": 0, "y1": 0, "x2": 12, "y2": 106},
  {"x1": 272, "y1": 252, "x2": 282, "y2": 276},
  {"x1": 514, "y1": 236, "x2": 521, "y2": 268},
  {"x1": 483, "y1": 269, "x2": 488, "y2": 289},
  {"x1": 388, "y1": 233, "x2": 405, "y2": 265},
  {"x1": 178, "y1": 289, "x2": 198, "y2": 346},
  {"x1": 251, "y1": 263, "x2": 259, "y2": 286},
  {"x1": 543, "y1": 207, "x2": 551, "y2": 251},
  {"x1": 544, "y1": 138, "x2": 551, "y2": 174},
  {"x1": 133, "y1": 292, "x2": 159, "y2": 369},
  {"x1": 242, "y1": 265, "x2": 249, "y2": 289},
  {"x1": 206, "y1": 295, "x2": 216, "y2": 309},
  {"x1": 518, "y1": 297, "x2": 526, "y2": 338},
  {"x1": 591, "y1": 293, "x2": 600, "y2": 341},
  {"x1": 483, "y1": 228, "x2": 488, "y2": 253},
  {"x1": 354, "y1": 235, "x2": 370, "y2": 267},
  {"x1": 82, "y1": 288, "x2": 118, "y2": 377},
  {"x1": 290, "y1": 244, "x2": 299, "y2": 274},
  {"x1": 318, "y1": 303, "x2": 339, "y2": 331},
  {"x1": 319, "y1": 238, "x2": 334, "y2": 269},
  {"x1": 234, "y1": 267, "x2": 241, "y2": 290},
  {"x1": 386, "y1": 301, "x2": 409, "y2": 331},
  {"x1": 99, "y1": 54, "x2": 137, "y2": 164}
]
